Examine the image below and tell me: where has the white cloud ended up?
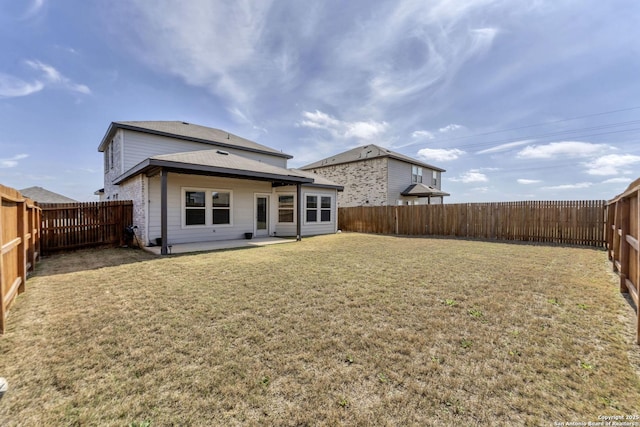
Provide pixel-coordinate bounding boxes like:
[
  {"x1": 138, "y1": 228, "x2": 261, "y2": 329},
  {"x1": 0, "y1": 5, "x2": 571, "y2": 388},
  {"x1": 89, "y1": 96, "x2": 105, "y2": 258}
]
[
  {"x1": 477, "y1": 140, "x2": 534, "y2": 154},
  {"x1": 0, "y1": 74, "x2": 44, "y2": 97},
  {"x1": 25, "y1": 60, "x2": 91, "y2": 94},
  {"x1": 516, "y1": 141, "x2": 613, "y2": 159},
  {"x1": 451, "y1": 169, "x2": 488, "y2": 183},
  {"x1": 542, "y1": 182, "x2": 592, "y2": 190},
  {"x1": 0, "y1": 154, "x2": 29, "y2": 168},
  {"x1": 411, "y1": 130, "x2": 435, "y2": 139},
  {"x1": 439, "y1": 124, "x2": 463, "y2": 133},
  {"x1": 24, "y1": 0, "x2": 45, "y2": 18},
  {"x1": 299, "y1": 110, "x2": 388, "y2": 141},
  {"x1": 584, "y1": 154, "x2": 640, "y2": 176},
  {"x1": 601, "y1": 177, "x2": 632, "y2": 184},
  {"x1": 416, "y1": 147, "x2": 465, "y2": 162},
  {"x1": 517, "y1": 179, "x2": 541, "y2": 185}
]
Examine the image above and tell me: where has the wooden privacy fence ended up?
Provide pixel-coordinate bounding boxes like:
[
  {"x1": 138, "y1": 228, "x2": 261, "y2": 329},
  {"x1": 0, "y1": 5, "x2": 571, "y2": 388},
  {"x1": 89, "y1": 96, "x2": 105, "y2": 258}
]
[
  {"x1": 40, "y1": 200, "x2": 133, "y2": 254},
  {"x1": 606, "y1": 179, "x2": 640, "y2": 344},
  {"x1": 0, "y1": 184, "x2": 41, "y2": 333},
  {"x1": 339, "y1": 200, "x2": 606, "y2": 247}
]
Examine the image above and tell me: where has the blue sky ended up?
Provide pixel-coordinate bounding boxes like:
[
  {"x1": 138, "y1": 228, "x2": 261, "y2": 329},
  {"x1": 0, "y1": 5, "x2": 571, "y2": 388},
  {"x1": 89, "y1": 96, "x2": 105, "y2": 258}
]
[{"x1": 1, "y1": 0, "x2": 639, "y2": 202}]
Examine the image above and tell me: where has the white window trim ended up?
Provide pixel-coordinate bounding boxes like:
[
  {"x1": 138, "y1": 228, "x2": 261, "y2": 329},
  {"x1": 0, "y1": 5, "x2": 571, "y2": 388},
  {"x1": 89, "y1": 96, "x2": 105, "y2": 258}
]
[
  {"x1": 276, "y1": 193, "x2": 296, "y2": 224},
  {"x1": 303, "y1": 193, "x2": 334, "y2": 225},
  {"x1": 181, "y1": 187, "x2": 234, "y2": 229}
]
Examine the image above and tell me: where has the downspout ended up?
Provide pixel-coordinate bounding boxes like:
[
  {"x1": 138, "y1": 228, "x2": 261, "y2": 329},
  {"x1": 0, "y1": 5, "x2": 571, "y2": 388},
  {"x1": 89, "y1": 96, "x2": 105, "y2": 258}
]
[
  {"x1": 296, "y1": 183, "x2": 302, "y2": 241},
  {"x1": 161, "y1": 168, "x2": 168, "y2": 255}
]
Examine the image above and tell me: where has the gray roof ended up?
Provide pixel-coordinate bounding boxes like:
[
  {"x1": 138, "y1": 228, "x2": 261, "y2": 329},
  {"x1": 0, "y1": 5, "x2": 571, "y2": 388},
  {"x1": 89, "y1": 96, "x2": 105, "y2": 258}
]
[
  {"x1": 98, "y1": 121, "x2": 292, "y2": 159},
  {"x1": 300, "y1": 144, "x2": 445, "y2": 172},
  {"x1": 114, "y1": 149, "x2": 341, "y2": 189},
  {"x1": 401, "y1": 183, "x2": 450, "y2": 198},
  {"x1": 19, "y1": 186, "x2": 77, "y2": 203}
]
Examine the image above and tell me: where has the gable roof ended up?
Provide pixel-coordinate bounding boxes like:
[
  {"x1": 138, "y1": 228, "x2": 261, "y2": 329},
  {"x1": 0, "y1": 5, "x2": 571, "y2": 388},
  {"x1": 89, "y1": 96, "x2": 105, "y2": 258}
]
[
  {"x1": 401, "y1": 183, "x2": 450, "y2": 198},
  {"x1": 98, "y1": 121, "x2": 292, "y2": 159},
  {"x1": 19, "y1": 186, "x2": 77, "y2": 203},
  {"x1": 114, "y1": 148, "x2": 342, "y2": 190},
  {"x1": 300, "y1": 144, "x2": 445, "y2": 172}
]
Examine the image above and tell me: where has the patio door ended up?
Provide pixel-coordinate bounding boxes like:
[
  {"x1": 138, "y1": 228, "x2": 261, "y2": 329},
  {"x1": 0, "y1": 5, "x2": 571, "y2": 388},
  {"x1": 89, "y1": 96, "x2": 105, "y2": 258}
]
[{"x1": 255, "y1": 195, "x2": 269, "y2": 237}]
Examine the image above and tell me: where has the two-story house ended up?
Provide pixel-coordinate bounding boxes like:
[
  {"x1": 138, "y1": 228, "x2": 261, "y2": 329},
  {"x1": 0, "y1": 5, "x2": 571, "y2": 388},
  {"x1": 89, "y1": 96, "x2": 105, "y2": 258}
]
[
  {"x1": 97, "y1": 121, "x2": 342, "y2": 254},
  {"x1": 300, "y1": 144, "x2": 448, "y2": 207}
]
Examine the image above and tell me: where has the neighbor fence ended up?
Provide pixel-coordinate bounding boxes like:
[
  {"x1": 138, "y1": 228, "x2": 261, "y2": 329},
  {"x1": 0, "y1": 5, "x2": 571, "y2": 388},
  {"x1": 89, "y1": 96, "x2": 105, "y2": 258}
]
[
  {"x1": 0, "y1": 184, "x2": 41, "y2": 333},
  {"x1": 606, "y1": 180, "x2": 640, "y2": 344},
  {"x1": 339, "y1": 200, "x2": 606, "y2": 247},
  {"x1": 40, "y1": 201, "x2": 133, "y2": 254}
]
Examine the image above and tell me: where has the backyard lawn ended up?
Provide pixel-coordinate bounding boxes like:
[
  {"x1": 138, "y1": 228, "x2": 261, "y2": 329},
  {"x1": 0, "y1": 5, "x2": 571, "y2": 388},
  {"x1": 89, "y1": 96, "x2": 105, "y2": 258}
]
[{"x1": 0, "y1": 233, "x2": 639, "y2": 426}]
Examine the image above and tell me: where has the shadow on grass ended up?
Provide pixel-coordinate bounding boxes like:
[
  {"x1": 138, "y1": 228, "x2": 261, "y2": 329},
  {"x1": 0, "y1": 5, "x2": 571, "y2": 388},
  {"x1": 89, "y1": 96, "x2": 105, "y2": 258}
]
[{"x1": 31, "y1": 247, "x2": 158, "y2": 277}]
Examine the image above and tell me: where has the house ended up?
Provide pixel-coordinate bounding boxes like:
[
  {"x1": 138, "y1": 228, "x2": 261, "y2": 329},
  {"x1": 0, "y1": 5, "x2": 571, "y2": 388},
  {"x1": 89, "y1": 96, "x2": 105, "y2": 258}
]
[
  {"x1": 19, "y1": 186, "x2": 78, "y2": 204},
  {"x1": 97, "y1": 121, "x2": 342, "y2": 254},
  {"x1": 300, "y1": 144, "x2": 449, "y2": 207}
]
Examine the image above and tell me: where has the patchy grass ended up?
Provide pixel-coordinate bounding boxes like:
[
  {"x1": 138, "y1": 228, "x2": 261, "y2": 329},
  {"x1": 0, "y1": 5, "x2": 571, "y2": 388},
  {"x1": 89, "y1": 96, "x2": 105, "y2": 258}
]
[{"x1": 1, "y1": 233, "x2": 639, "y2": 426}]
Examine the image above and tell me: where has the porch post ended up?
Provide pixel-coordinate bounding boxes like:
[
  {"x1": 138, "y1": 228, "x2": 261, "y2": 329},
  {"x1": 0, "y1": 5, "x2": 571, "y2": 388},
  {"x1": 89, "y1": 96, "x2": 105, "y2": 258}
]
[
  {"x1": 296, "y1": 183, "x2": 302, "y2": 241},
  {"x1": 160, "y1": 168, "x2": 168, "y2": 255}
]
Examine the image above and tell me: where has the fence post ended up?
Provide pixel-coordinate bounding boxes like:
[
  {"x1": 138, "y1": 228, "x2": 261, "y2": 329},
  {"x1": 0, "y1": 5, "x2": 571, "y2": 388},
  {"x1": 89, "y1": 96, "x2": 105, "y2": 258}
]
[
  {"x1": 17, "y1": 199, "x2": 26, "y2": 294},
  {"x1": 0, "y1": 194, "x2": 5, "y2": 334},
  {"x1": 619, "y1": 199, "x2": 630, "y2": 293}
]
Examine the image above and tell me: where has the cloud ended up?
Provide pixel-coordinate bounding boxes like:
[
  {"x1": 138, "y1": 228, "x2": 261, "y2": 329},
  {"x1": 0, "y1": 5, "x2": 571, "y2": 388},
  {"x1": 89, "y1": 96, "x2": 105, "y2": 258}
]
[
  {"x1": 584, "y1": 154, "x2": 640, "y2": 176},
  {"x1": 542, "y1": 182, "x2": 592, "y2": 190},
  {"x1": 601, "y1": 177, "x2": 632, "y2": 184},
  {"x1": 516, "y1": 141, "x2": 613, "y2": 159},
  {"x1": 412, "y1": 130, "x2": 435, "y2": 140},
  {"x1": 299, "y1": 110, "x2": 388, "y2": 141},
  {"x1": 477, "y1": 140, "x2": 534, "y2": 154},
  {"x1": 0, "y1": 74, "x2": 44, "y2": 97},
  {"x1": 0, "y1": 154, "x2": 29, "y2": 168},
  {"x1": 25, "y1": 0, "x2": 45, "y2": 17},
  {"x1": 517, "y1": 179, "x2": 541, "y2": 185},
  {"x1": 439, "y1": 124, "x2": 463, "y2": 133},
  {"x1": 451, "y1": 169, "x2": 488, "y2": 183},
  {"x1": 25, "y1": 60, "x2": 91, "y2": 94},
  {"x1": 416, "y1": 147, "x2": 465, "y2": 162}
]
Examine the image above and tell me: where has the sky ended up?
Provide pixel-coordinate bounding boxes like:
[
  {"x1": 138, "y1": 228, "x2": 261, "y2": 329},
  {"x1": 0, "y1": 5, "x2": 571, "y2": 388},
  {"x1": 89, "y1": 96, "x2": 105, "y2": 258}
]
[{"x1": 1, "y1": 0, "x2": 640, "y2": 202}]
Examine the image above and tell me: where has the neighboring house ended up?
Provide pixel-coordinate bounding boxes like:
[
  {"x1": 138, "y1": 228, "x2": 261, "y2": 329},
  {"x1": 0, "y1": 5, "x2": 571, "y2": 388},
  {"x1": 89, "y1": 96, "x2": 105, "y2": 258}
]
[
  {"x1": 97, "y1": 121, "x2": 342, "y2": 254},
  {"x1": 300, "y1": 144, "x2": 449, "y2": 207},
  {"x1": 19, "y1": 186, "x2": 77, "y2": 204}
]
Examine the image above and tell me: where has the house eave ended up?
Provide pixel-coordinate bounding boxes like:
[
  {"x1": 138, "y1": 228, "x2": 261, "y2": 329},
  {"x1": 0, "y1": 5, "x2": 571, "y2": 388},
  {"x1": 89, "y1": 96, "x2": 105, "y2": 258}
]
[
  {"x1": 113, "y1": 159, "x2": 314, "y2": 186},
  {"x1": 98, "y1": 122, "x2": 293, "y2": 159}
]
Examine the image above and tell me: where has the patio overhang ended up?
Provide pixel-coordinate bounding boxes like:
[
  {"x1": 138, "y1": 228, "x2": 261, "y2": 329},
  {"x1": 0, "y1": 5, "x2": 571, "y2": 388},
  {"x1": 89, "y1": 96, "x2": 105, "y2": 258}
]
[{"x1": 401, "y1": 183, "x2": 450, "y2": 198}]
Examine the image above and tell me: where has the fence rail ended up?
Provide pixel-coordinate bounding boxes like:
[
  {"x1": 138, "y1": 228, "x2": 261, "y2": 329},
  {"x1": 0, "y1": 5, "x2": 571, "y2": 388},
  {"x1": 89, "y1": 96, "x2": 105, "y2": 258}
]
[
  {"x1": 606, "y1": 179, "x2": 640, "y2": 344},
  {"x1": 0, "y1": 184, "x2": 40, "y2": 333},
  {"x1": 40, "y1": 201, "x2": 133, "y2": 254},
  {"x1": 339, "y1": 200, "x2": 606, "y2": 247}
]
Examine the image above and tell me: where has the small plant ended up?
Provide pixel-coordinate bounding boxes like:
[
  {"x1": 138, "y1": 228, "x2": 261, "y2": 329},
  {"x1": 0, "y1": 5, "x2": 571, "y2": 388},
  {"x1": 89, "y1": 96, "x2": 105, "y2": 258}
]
[
  {"x1": 377, "y1": 372, "x2": 388, "y2": 383},
  {"x1": 468, "y1": 308, "x2": 484, "y2": 318},
  {"x1": 577, "y1": 303, "x2": 589, "y2": 310},
  {"x1": 129, "y1": 422, "x2": 151, "y2": 427},
  {"x1": 338, "y1": 397, "x2": 350, "y2": 408},
  {"x1": 508, "y1": 349, "x2": 522, "y2": 357},
  {"x1": 460, "y1": 339, "x2": 472, "y2": 349},
  {"x1": 444, "y1": 299, "x2": 457, "y2": 306},
  {"x1": 548, "y1": 297, "x2": 560, "y2": 306},
  {"x1": 260, "y1": 376, "x2": 270, "y2": 387},
  {"x1": 580, "y1": 361, "x2": 593, "y2": 370},
  {"x1": 344, "y1": 354, "x2": 354, "y2": 365},
  {"x1": 431, "y1": 355, "x2": 443, "y2": 364}
]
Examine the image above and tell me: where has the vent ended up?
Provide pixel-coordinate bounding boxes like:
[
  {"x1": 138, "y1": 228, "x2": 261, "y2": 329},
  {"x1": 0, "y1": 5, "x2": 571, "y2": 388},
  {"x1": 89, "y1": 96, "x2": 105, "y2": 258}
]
[
  {"x1": 216, "y1": 150, "x2": 229, "y2": 155},
  {"x1": 181, "y1": 121, "x2": 189, "y2": 125}
]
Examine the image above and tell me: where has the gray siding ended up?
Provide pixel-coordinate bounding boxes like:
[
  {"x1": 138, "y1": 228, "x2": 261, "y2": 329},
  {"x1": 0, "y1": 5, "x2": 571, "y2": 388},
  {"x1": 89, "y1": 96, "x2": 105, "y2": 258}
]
[
  {"x1": 387, "y1": 158, "x2": 410, "y2": 204},
  {"x1": 301, "y1": 188, "x2": 338, "y2": 235},
  {"x1": 122, "y1": 130, "x2": 288, "y2": 170}
]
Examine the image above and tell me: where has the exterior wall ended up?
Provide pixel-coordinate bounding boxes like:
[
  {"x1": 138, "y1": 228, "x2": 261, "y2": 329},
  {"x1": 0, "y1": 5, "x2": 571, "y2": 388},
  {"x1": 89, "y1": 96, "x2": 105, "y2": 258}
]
[
  {"x1": 103, "y1": 129, "x2": 125, "y2": 200},
  {"x1": 122, "y1": 130, "x2": 288, "y2": 170},
  {"x1": 147, "y1": 173, "x2": 273, "y2": 245},
  {"x1": 117, "y1": 175, "x2": 148, "y2": 243},
  {"x1": 301, "y1": 187, "x2": 339, "y2": 235},
  {"x1": 305, "y1": 158, "x2": 388, "y2": 207},
  {"x1": 388, "y1": 158, "x2": 445, "y2": 205},
  {"x1": 273, "y1": 186, "x2": 298, "y2": 237}
]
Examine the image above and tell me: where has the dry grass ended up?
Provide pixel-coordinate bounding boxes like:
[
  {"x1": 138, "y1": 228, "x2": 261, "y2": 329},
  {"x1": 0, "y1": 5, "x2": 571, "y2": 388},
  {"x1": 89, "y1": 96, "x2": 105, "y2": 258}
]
[{"x1": 1, "y1": 233, "x2": 639, "y2": 426}]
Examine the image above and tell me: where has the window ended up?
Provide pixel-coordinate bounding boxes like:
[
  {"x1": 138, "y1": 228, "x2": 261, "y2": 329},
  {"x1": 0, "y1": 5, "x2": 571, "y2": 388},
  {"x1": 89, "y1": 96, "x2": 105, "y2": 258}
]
[
  {"x1": 212, "y1": 191, "x2": 231, "y2": 225},
  {"x1": 185, "y1": 191, "x2": 206, "y2": 225},
  {"x1": 278, "y1": 195, "x2": 294, "y2": 223},
  {"x1": 183, "y1": 188, "x2": 233, "y2": 227},
  {"x1": 321, "y1": 196, "x2": 331, "y2": 222},
  {"x1": 306, "y1": 195, "x2": 317, "y2": 222},
  {"x1": 432, "y1": 170, "x2": 438, "y2": 186},
  {"x1": 109, "y1": 141, "x2": 114, "y2": 170},
  {"x1": 305, "y1": 194, "x2": 333, "y2": 223},
  {"x1": 412, "y1": 166, "x2": 423, "y2": 183}
]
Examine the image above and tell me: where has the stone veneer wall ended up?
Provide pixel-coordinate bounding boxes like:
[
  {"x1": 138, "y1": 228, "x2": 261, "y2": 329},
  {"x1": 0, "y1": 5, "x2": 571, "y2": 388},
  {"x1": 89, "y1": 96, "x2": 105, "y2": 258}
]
[{"x1": 307, "y1": 157, "x2": 388, "y2": 207}]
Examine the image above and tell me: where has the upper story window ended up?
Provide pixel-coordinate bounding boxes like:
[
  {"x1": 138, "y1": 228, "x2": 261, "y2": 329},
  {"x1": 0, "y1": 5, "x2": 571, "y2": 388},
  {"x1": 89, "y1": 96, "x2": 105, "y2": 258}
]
[
  {"x1": 432, "y1": 170, "x2": 438, "y2": 187},
  {"x1": 412, "y1": 166, "x2": 423, "y2": 183}
]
